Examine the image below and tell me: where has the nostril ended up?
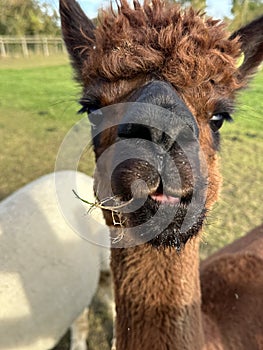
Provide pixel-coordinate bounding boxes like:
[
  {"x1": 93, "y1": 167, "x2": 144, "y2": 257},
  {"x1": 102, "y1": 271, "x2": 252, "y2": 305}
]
[{"x1": 118, "y1": 123, "x2": 152, "y2": 141}]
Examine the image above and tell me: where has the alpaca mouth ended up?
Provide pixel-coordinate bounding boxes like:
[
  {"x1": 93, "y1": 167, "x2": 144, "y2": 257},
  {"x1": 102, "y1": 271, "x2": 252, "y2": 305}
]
[
  {"x1": 109, "y1": 183, "x2": 206, "y2": 249},
  {"x1": 150, "y1": 193, "x2": 180, "y2": 205},
  {"x1": 130, "y1": 175, "x2": 183, "y2": 206},
  {"x1": 112, "y1": 192, "x2": 206, "y2": 250},
  {"x1": 108, "y1": 164, "x2": 206, "y2": 248},
  {"x1": 148, "y1": 179, "x2": 189, "y2": 206}
]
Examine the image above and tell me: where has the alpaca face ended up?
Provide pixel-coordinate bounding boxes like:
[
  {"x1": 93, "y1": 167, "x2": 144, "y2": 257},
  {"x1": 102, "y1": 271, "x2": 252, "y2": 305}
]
[
  {"x1": 60, "y1": 0, "x2": 263, "y2": 249},
  {"x1": 87, "y1": 80, "x2": 208, "y2": 248}
]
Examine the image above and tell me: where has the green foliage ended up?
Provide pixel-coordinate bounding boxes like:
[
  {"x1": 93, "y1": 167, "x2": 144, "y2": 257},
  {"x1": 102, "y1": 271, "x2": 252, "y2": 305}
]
[
  {"x1": 169, "y1": 0, "x2": 206, "y2": 10},
  {"x1": 0, "y1": 0, "x2": 60, "y2": 35},
  {"x1": 190, "y1": 0, "x2": 206, "y2": 10},
  {"x1": 169, "y1": 0, "x2": 262, "y2": 29},
  {"x1": 230, "y1": 0, "x2": 263, "y2": 30}
]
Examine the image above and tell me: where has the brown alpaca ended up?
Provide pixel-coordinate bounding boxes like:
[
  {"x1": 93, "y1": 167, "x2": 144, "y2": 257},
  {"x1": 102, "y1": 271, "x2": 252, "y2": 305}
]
[{"x1": 60, "y1": 1, "x2": 263, "y2": 349}]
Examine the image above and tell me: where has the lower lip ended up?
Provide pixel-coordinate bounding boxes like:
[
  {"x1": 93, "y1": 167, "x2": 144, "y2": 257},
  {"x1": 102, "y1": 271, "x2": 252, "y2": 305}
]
[{"x1": 150, "y1": 194, "x2": 180, "y2": 205}]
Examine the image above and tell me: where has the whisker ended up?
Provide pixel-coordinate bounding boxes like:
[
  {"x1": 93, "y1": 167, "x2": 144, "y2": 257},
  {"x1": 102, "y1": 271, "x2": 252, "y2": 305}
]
[
  {"x1": 49, "y1": 97, "x2": 79, "y2": 108},
  {"x1": 72, "y1": 189, "x2": 134, "y2": 213}
]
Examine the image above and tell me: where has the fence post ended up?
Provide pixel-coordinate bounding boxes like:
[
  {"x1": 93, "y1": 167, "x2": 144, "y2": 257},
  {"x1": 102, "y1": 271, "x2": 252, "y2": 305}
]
[
  {"x1": 0, "y1": 38, "x2": 7, "y2": 57},
  {"x1": 0, "y1": 36, "x2": 66, "y2": 57},
  {"x1": 43, "y1": 38, "x2": 49, "y2": 56},
  {"x1": 21, "y1": 37, "x2": 29, "y2": 57},
  {"x1": 62, "y1": 40, "x2": 66, "y2": 54}
]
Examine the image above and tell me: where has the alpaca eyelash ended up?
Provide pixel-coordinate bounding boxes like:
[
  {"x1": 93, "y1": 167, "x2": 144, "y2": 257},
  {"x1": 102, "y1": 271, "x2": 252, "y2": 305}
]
[
  {"x1": 211, "y1": 112, "x2": 233, "y2": 122},
  {"x1": 78, "y1": 101, "x2": 101, "y2": 115},
  {"x1": 78, "y1": 101, "x2": 104, "y2": 128},
  {"x1": 213, "y1": 99, "x2": 235, "y2": 117},
  {"x1": 78, "y1": 105, "x2": 88, "y2": 115}
]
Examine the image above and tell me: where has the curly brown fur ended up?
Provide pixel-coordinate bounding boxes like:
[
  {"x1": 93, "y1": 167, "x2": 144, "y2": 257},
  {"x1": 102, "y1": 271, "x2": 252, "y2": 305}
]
[{"x1": 81, "y1": 1, "x2": 244, "y2": 109}]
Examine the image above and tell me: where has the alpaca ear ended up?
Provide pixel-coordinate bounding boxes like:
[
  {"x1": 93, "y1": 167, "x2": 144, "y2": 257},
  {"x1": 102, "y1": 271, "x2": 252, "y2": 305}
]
[
  {"x1": 229, "y1": 15, "x2": 263, "y2": 81},
  {"x1": 59, "y1": 0, "x2": 95, "y2": 78}
]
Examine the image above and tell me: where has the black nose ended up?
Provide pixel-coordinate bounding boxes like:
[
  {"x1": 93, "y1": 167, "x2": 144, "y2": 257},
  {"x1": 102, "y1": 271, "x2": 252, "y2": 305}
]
[{"x1": 117, "y1": 80, "x2": 198, "y2": 147}]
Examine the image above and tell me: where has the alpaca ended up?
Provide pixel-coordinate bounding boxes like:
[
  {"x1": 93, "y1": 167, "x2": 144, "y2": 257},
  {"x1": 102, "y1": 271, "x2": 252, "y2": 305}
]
[
  {"x1": 0, "y1": 171, "x2": 110, "y2": 350},
  {"x1": 60, "y1": 1, "x2": 263, "y2": 349}
]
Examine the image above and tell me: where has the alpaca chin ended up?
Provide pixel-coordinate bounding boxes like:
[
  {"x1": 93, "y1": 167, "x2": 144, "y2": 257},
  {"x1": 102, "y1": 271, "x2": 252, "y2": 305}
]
[
  {"x1": 149, "y1": 205, "x2": 208, "y2": 250},
  {"x1": 107, "y1": 186, "x2": 208, "y2": 250}
]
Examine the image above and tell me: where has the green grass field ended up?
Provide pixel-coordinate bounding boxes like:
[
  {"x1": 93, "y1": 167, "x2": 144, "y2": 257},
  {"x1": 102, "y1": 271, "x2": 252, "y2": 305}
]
[
  {"x1": 0, "y1": 55, "x2": 262, "y2": 349},
  {"x1": 0, "y1": 55, "x2": 95, "y2": 200}
]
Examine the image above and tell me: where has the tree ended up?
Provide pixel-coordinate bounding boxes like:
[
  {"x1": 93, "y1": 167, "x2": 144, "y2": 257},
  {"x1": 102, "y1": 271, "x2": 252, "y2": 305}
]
[
  {"x1": 190, "y1": 0, "x2": 206, "y2": 11},
  {"x1": 0, "y1": 0, "x2": 60, "y2": 36},
  {"x1": 230, "y1": 0, "x2": 263, "y2": 30},
  {"x1": 169, "y1": 0, "x2": 207, "y2": 11}
]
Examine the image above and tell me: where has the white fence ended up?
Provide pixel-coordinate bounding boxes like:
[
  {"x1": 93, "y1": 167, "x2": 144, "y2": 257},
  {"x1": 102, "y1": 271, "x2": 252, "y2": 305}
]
[{"x1": 0, "y1": 36, "x2": 66, "y2": 57}]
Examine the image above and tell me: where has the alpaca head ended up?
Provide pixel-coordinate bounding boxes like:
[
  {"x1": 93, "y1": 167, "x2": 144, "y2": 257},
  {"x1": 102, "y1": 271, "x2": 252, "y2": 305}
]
[{"x1": 60, "y1": 0, "x2": 263, "y2": 249}]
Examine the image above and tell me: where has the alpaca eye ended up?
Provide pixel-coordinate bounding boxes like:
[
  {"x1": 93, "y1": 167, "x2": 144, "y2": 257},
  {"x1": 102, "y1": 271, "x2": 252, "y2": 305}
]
[{"x1": 210, "y1": 113, "x2": 232, "y2": 132}]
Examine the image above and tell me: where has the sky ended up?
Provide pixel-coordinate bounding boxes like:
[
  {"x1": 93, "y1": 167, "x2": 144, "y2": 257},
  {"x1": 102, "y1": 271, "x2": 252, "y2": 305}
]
[{"x1": 46, "y1": 0, "x2": 232, "y2": 19}]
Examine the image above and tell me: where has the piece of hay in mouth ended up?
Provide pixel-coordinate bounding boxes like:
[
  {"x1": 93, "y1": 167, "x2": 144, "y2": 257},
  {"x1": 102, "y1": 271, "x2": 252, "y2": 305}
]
[{"x1": 73, "y1": 189, "x2": 132, "y2": 243}]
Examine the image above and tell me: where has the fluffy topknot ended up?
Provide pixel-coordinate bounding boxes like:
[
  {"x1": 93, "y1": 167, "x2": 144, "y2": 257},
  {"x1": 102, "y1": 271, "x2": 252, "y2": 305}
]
[{"x1": 82, "y1": 0, "x2": 242, "y2": 96}]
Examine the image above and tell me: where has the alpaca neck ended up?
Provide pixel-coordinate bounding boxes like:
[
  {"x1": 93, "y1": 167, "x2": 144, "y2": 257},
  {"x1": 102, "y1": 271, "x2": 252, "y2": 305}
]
[{"x1": 111, "y1": 236, "x2": 204, "y2": 350}]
